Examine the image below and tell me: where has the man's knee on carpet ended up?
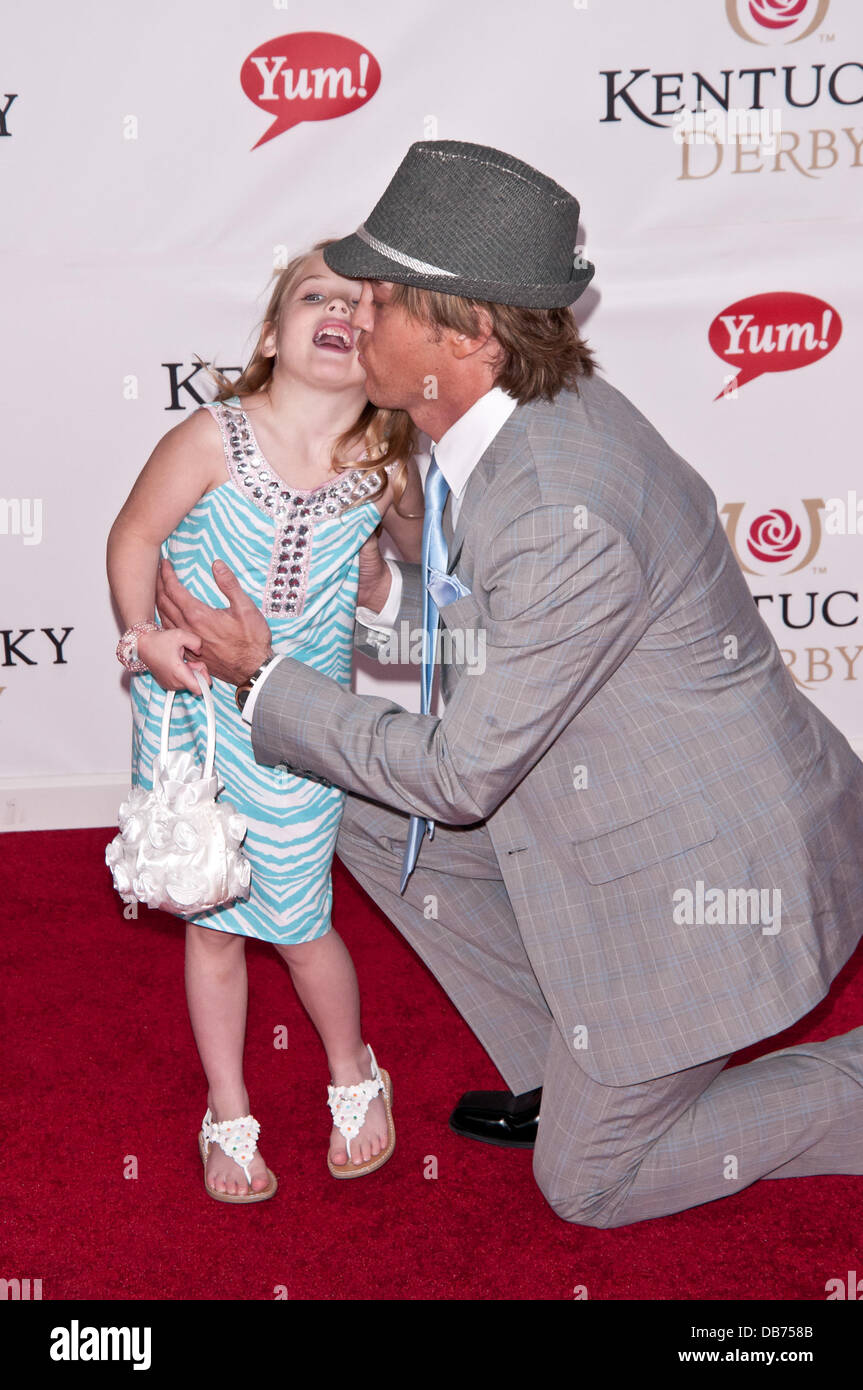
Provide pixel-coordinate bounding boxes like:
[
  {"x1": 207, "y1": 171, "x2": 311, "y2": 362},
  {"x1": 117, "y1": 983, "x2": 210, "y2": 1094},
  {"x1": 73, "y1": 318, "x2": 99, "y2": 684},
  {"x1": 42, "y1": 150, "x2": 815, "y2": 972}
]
[
  {"x1": 532, "y1": 1149, "x2": 643, "y2": 1229},
  {"x1": 537, "y1": 1183, "x2": 636, "y2": 1229}
]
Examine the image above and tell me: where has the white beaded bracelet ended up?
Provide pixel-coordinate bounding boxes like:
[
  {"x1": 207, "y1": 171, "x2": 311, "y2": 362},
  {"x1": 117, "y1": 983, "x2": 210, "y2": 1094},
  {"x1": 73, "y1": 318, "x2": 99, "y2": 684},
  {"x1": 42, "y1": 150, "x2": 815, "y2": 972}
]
[{"x1": 116, "y1": 621, "x2": 160, "y2": 673}]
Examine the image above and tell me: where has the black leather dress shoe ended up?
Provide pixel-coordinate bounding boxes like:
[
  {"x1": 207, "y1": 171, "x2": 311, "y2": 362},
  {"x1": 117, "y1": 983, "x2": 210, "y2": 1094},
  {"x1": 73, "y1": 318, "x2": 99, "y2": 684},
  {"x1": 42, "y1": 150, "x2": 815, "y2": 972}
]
[{"x1": 449, "y1": 1087, "x2": 542, "y2": 1149}]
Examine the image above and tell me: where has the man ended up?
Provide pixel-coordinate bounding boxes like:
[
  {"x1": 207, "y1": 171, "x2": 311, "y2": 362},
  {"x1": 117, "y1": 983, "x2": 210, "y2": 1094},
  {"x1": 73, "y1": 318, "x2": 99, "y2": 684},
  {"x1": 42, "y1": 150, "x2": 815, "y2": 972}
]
[{"x1": 157, "y1": 140, "x2": 863, "y2": 1227}]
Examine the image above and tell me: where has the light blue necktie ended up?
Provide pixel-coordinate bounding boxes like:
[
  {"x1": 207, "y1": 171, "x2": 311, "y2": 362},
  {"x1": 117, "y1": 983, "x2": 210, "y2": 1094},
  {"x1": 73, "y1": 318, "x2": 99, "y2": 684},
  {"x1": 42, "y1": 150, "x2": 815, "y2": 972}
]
[{"x1": 400, "y1": 447, "x2": 450, "y2": 894}]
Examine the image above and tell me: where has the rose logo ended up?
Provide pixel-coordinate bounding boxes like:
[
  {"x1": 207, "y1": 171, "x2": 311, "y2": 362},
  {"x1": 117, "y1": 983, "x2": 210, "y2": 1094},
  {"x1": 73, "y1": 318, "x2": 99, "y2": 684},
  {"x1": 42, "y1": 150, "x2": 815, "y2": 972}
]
[
  {"x1": 725, "y1": 0, "x2": 830, "y2": 42},
  {"x1": 746, "y1": 509, "x2": 802, "y2": 564},
  {"x1": 720, "y1": 499, "x2": 824, "y2": 575},
  {"x1": 749, "y1": 0, "x2": 808, "y2": 28}
]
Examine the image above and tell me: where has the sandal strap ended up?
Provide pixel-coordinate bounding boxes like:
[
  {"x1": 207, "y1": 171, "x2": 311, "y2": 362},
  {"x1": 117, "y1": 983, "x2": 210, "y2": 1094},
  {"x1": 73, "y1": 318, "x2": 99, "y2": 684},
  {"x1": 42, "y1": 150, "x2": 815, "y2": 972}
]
[
  {"x1": 326, "y1": 1044, "x2": 383, "y2": 1160},
  {"x1": 201, "y1": 1109, "x2": 260, "y2": 1185}
]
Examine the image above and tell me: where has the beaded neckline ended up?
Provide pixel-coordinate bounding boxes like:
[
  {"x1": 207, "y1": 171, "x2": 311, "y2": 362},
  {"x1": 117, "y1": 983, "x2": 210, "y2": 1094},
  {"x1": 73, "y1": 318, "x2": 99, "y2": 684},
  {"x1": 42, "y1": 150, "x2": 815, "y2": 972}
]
[
  {"x1": 209, "y1": 398, "x2": 391, "y2": 619},
  {"x1": 220, "y1": 397, "x2": 374, "y2": 513},
  {"x1": 214, "y1": 399, "x2": 390, "y2": 525},
  {"x1": 225, "y1": 397, "x2": 369, "y2": 499}
]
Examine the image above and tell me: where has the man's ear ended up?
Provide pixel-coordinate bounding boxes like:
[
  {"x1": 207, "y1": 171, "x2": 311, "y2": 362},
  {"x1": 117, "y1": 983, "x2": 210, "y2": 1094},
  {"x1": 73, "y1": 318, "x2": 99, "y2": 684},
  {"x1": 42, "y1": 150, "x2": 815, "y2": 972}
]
[{"x1": 449, "y1": 307, "x2": 495, "y2": 361}]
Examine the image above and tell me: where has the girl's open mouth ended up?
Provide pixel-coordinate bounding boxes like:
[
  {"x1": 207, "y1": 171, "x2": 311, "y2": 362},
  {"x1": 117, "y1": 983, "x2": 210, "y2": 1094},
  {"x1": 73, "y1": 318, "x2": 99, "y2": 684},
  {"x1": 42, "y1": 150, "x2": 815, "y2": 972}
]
[{"x1": 313, "y1": 321, "x2": 354, "y2": 352}]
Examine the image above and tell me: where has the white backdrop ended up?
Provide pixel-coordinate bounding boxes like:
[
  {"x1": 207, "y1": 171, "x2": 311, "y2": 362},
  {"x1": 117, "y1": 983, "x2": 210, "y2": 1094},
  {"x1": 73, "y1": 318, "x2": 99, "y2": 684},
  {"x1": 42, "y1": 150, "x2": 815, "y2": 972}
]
[{"x1": 1, "y1": 0, "x2": 861, "y2": 830}]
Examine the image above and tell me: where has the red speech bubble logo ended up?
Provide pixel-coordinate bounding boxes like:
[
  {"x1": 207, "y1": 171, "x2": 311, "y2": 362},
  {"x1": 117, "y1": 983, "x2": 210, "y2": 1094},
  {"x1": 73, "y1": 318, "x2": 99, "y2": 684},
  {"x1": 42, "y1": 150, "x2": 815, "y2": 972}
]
[
  {"x1": 709, "y1": 291, "x2": 841, "y2": 399},
  {"x1": 241, "y1": 32, "x2": 380, "y2": 150}
]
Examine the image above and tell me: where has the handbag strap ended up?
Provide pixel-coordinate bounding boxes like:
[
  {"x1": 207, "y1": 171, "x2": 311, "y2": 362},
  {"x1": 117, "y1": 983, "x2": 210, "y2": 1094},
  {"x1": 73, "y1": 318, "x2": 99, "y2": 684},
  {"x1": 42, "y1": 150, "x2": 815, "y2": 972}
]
[{"x1": 159, "y1": 669, "x2": 216, "y2": 779}]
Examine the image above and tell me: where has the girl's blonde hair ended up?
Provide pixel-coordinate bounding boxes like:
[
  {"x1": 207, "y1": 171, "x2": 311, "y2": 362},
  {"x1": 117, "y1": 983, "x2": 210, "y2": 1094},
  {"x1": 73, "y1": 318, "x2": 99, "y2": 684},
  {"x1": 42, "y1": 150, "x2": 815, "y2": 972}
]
[{"x1": 205, "y1": 238, "x2": 420, "y2": 517}]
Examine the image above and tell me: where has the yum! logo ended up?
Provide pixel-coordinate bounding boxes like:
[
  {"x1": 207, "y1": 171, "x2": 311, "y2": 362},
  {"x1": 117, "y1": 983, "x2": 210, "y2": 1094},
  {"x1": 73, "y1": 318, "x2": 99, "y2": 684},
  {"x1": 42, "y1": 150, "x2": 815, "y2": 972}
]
[
  {"x1": 241, "y1": 32, "x2": 380, "y2": 149},
  {"x1": 725, "y1": 0, "x2": 831, "y2": 44},
  {"x1": 709, "y1": 292, "x2": 841, "y2": 398}
]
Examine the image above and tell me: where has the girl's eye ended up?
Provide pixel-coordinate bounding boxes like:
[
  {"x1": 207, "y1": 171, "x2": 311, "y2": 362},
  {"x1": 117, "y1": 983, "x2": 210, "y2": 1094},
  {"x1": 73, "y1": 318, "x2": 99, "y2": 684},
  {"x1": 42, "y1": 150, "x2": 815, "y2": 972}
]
[{"x1": 302, "y1": 292, "x2": 360, "y2": 305}]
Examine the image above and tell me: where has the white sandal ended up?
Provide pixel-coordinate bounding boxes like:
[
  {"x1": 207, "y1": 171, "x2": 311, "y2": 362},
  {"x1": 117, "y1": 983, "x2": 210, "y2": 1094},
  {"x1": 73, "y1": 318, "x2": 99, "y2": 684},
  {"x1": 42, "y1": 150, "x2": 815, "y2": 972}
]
[
  {"x1": 198, "y1": 1109, "x2": 278, "y2": 1204},
  {"x1": 326, "y1": 1043, "x2": 396, "y2": 1179}
]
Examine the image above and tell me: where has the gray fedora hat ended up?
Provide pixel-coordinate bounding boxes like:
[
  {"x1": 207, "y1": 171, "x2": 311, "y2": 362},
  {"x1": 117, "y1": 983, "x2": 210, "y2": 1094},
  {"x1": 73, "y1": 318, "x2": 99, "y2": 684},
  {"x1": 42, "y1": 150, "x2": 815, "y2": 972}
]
[{"x1": 322, "y1": 139, "x2": 594, "y2": 308}]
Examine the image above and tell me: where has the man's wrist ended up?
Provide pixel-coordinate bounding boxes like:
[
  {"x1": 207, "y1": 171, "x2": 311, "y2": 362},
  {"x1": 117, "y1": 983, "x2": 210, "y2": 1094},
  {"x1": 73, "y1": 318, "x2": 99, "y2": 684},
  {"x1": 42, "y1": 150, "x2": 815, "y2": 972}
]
[
  {"x1": 250, "y1": 645, "x2": 275, "y2": 681},
  {"x1": 239, "y1": 653, "x2": 286, "y2": 724},
  {"x1": 235, "y1": 648, "x2": 275, "y2": 711}
]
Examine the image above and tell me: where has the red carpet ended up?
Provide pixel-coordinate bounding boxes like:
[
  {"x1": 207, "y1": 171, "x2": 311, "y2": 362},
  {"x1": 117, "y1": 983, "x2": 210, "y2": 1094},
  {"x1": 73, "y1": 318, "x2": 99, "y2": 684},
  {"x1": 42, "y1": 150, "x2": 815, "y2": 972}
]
[{"x1": 2, "y1": 826, "x2": 861, "y2": 1301}]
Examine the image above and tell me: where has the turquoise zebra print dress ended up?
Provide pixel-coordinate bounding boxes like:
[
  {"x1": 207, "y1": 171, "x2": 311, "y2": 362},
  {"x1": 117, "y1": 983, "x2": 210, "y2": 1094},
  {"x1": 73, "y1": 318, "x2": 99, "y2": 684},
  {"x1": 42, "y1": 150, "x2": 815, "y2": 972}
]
[{"x1": 130, "y1": 395, "x2": 395, "y2": 943}]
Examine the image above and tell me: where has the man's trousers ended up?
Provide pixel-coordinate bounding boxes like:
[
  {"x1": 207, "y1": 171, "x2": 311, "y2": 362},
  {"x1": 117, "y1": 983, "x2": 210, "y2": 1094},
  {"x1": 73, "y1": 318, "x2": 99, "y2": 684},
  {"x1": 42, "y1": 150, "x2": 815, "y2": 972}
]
[{"x1": 335, "y1": 791, "x2": 863, "y2": 1228}]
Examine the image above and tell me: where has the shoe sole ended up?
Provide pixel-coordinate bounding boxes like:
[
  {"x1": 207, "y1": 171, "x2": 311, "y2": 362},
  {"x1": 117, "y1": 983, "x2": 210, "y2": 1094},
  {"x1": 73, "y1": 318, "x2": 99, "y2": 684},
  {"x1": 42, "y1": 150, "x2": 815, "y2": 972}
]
[
  {"x1": 328, "y1": 1068, "x2": 396, "y2": 1179},
  {"x1": 448, "y1": 1116, "x2": 536, "y2": 1149},
  {"x1": 198, "y1": 1131, "x2": 278, "y2": 1203}
]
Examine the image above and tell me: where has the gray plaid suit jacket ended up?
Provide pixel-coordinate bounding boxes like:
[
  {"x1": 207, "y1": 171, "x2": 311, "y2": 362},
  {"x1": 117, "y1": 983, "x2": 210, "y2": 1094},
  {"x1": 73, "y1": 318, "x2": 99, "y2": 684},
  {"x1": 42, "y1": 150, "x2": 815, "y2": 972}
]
[{"x1": 251, "y1": 372, "x2": 863, "y2": 1085}]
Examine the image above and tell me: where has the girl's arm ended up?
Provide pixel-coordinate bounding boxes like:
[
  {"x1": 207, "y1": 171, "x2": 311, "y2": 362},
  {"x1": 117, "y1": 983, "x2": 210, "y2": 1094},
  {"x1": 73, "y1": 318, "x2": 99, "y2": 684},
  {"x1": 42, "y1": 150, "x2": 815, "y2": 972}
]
[
  {"x1": 377, "y1": 455, "x2": 425, "y2": 564},
  {"x1": 107, "y1": 408, "x2": 225, "y2": 693}
]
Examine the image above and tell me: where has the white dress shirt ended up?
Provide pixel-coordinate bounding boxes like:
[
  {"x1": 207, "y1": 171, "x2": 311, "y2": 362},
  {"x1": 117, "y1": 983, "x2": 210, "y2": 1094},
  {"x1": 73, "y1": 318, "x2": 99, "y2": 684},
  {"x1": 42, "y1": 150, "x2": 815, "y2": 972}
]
[{"x1": 241, "y1": 384, "x2": 518, "y2": 724}]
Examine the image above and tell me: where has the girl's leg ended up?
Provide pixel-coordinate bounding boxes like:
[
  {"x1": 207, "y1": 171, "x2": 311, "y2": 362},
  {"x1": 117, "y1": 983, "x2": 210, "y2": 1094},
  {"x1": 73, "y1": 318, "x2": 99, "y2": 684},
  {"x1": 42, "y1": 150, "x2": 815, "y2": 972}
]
[
  {"x1": 185, "y1": 921, "x2": 272, "y2": 1195},
  {"x1": 274, "y1": 929, "x2": 389, "y2": 1168}
]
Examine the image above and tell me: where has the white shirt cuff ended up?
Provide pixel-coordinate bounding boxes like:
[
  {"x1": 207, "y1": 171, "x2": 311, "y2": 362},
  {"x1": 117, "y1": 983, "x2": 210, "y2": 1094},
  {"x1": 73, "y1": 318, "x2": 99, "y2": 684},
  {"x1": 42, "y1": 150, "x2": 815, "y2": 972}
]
[
  {"x1": 356, "y1": 558, "x2": 402, "y2": 633},
  {"x1": 240, "y1": 653, "x2": 286, "y2": 725}
]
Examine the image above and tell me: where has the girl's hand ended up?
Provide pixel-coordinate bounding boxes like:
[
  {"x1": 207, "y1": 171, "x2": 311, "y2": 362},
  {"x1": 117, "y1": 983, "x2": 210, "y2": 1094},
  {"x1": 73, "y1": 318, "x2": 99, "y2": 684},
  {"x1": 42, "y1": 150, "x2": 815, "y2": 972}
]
[{"x1": 135, "y1": 627, "x2": 211, "y2": 694}]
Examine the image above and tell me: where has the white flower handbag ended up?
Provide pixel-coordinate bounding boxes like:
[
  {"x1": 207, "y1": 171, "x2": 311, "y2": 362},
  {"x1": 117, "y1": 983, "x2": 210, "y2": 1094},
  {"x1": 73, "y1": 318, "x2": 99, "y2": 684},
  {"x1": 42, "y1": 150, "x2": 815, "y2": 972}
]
[{"x1": 106, "y1": 670, "x2": 251, "y2": 917}]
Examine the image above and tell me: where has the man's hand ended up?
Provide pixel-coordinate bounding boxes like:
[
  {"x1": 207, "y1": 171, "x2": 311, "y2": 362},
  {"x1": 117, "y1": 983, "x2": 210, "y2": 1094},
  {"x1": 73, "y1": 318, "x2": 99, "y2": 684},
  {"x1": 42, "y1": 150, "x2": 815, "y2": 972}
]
[
  {"x1": 156, "y1": 557, "x2": 273, "y2": 686},
  {"x1": 357, "y1": 527, "x2": 393, "y2": 614}
]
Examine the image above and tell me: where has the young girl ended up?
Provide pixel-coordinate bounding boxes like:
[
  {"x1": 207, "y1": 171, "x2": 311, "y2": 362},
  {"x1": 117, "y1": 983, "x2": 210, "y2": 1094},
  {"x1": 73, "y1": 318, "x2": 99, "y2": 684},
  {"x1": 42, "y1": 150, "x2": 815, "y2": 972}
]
[{"x1": 107, "y1": 240, "x2": 424, "y2": 1201}]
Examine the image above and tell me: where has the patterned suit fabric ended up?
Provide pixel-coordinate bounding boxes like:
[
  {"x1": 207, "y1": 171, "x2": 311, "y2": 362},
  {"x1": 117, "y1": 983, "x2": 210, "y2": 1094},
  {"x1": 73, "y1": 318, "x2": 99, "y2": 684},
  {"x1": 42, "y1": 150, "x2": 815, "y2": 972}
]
[{"x1": 253, "y1": 373, "x2": 863, "y2": 1085}]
